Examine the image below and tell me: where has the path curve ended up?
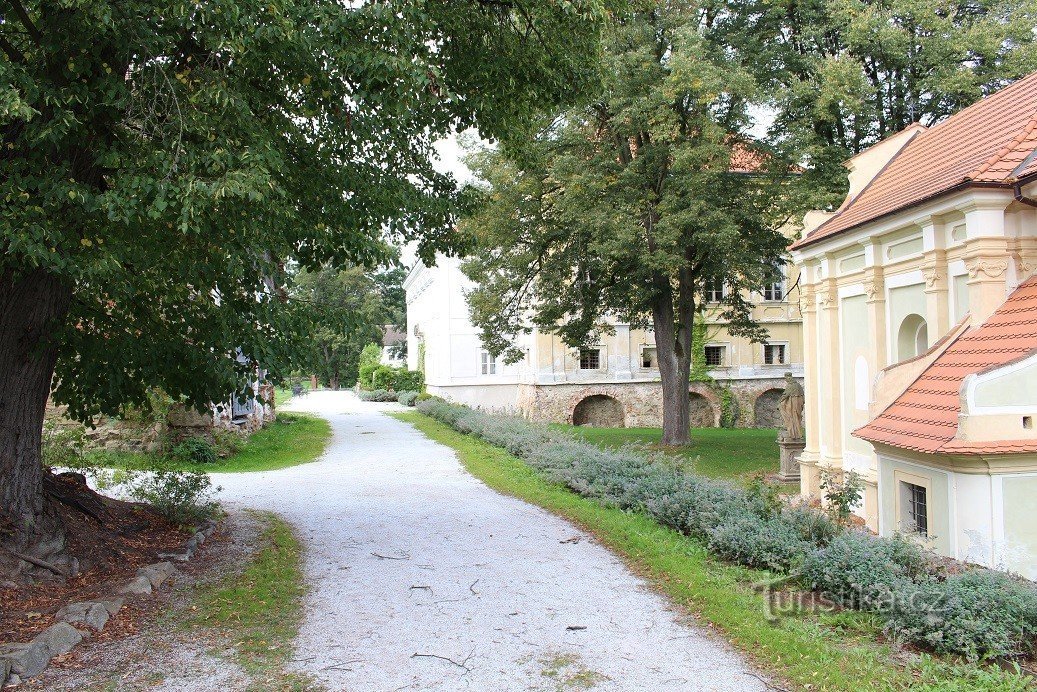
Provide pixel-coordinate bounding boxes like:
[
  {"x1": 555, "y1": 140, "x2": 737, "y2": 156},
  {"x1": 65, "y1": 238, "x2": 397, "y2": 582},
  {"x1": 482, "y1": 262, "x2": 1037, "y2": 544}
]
[{"x1": 215, "y1": 391, "x2": 768, "y2": 691}]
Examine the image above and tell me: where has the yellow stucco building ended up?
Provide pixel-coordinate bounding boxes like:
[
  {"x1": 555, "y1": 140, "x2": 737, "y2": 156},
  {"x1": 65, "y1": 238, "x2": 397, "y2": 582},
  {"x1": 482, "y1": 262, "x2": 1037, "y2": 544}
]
[{"x1": 791, "y1": 72, "x2": 1037, "y2": 578}]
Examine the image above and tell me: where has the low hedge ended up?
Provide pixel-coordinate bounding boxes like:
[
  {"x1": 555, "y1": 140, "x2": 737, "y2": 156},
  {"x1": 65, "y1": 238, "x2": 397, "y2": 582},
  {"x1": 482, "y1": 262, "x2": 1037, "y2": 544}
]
[
  {"x1": 415, "y1": 398, "x2": 1037, "y2": 661},
  {"x1": 357, "y1": 389, "x2": 397, "y2": 402},
  {"x1": 396, "y1": 390, "x2": 419, "y2": 406}
]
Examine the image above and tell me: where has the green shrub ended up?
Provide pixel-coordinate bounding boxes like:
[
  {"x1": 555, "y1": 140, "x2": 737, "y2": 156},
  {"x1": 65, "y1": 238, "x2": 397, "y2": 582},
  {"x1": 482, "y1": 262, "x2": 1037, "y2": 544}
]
[
  {"x1": 357, "y1": 388, "x2": 397, "y2": 402},
  {"x1": 357, "y1": 343, "x2": 383, "y2": 389},
  {"x1": 413, "y1": 398, "x2": 1037, "y2": 661},
  {"x1": 415, "y1": 392, "x2": 435, "y2": 403},
  {"x1": 397, "y1": 390, "x2": 419, "y2": 406},
  {"x1": 370, "y1": 365, "x2": 397, "y2": 390},
  {"x1": 123, "y1": 458, "x2": 219, "y2": 524},
  {"x1": 801, "y1": 531, "x2": 927, "y2": 612},
  {"x1": 394, "y1": 369, "x2": 424, "y2": 392},
  {"x1": 169, "y1": 436, "x2": 218, "y2": 465},
  {"x1": 42, "y1": 421, "x2": 86, "y2": 469},
  {"x1": 889, "y1": 570, "x2": 1037, "y2": 660}
]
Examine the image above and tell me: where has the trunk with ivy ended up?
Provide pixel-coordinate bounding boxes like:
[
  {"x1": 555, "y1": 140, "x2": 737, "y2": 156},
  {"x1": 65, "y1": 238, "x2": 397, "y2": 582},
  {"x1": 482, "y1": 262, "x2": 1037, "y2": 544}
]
[{"x1": 0, "y1": 268, "x2": 74, "y2": 573}]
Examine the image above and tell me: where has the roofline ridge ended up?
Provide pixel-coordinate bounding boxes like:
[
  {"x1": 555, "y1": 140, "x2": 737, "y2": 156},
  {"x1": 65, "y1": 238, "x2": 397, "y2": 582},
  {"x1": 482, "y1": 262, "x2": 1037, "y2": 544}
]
[{"x1": 795, "y1": 128, "x2": 925, "y2": 246}]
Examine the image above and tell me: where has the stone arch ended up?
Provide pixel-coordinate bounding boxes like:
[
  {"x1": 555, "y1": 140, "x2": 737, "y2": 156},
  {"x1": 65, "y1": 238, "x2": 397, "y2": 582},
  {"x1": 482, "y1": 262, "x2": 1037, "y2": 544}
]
[
  {"x1": 572, "y1": 394, "x2": 626, "y2": 428},
  {"x1": 753, "y1": 388, "x2": 784, "y2": 429},
  {"x1": 897, "y1": 313, "x2": 929, "y2": 362},
  {"x1": 686, "y1": 383, "x2": 723, "y2": 427}
]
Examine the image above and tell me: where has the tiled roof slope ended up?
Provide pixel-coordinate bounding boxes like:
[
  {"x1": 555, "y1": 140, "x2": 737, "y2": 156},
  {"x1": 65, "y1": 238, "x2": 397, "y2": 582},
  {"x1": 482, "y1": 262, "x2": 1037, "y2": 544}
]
[
  {"x1": 855, "y1": 277, "x2": 1037, "y2": 456},
  {"x1": 793, "y1": 72, "x2": 1037, "y2": 249}
]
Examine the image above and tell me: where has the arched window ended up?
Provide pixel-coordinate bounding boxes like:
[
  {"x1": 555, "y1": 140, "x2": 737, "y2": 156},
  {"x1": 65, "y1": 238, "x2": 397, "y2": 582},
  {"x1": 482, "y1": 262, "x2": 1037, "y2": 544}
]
[{"x1": 897, "y1": 314, "x2": 929, "y2": 362}]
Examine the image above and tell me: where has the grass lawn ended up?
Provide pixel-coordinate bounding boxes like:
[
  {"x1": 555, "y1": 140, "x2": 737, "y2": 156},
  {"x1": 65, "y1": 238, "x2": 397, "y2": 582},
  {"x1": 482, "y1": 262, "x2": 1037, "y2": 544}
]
[
  {"x1": 559, "y1": 425, "x2": 782, "y2": 481},
  {"x1": 187, "y1": 512, "x2": 312, "y2": 688},
  {"x1": 395, "y1": 411, "x2": 1031, "y2": 692},
  {"x1": 86, "y1": 412, "x2": 331, "y2": 473}
]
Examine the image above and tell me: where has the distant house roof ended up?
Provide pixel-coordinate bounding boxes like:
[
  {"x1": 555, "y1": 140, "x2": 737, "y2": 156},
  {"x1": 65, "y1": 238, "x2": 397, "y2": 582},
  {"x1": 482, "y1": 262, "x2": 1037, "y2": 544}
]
[
  {"x1": 793, "y1": 71, "x2": 1037, "y2": 250},
  {"x1": 381, "y1": 325, "x2": 404, "y2": 347},
  {"x1": 855, "y1": 277, "x2": 1037, "y2": 456}
]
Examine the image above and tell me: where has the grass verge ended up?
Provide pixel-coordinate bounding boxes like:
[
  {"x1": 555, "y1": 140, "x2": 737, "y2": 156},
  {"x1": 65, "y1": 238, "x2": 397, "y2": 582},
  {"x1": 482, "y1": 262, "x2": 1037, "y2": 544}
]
[
  {"x1": 557, "y1": 424, "x2": 783, "y2": 481},
  {"x1": 188, "y1": 512, "x2": 314, "y2": 690},
  {"x1": 393, "y1": 411, "x2": 1032, "y2": 692},
  {"x1": 87, "y1": 412, "x2": 332, "y2": 473}
]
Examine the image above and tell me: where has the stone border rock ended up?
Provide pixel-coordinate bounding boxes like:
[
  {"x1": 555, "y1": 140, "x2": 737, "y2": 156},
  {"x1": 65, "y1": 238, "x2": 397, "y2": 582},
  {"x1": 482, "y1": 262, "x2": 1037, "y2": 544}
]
[{"x1": 0, "y1": 519, "x2": 218, "y2": 688}]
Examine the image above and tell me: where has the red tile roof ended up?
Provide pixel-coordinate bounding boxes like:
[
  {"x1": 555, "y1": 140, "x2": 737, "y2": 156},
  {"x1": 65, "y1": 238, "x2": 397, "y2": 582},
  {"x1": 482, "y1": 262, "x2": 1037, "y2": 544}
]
[
  {"x1": 793, "y1": 72, "x2": 1037, "y2": 250},
  {"x1": 855, "y1": 277, "x2": 1037, "y2": 456}
]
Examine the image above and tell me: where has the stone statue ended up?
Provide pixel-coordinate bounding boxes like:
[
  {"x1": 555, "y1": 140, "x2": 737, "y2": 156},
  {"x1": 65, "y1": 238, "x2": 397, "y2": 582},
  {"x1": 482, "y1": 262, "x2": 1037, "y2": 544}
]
[{"x1": 778, "y1": 372, "x2": 805, "y2": 441}]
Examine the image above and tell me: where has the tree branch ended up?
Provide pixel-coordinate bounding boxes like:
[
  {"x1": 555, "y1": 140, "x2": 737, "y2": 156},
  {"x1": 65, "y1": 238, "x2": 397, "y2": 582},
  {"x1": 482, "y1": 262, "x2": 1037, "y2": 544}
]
[{"x1": 4, "y1": 0, "x2": 43, "y2": 46}]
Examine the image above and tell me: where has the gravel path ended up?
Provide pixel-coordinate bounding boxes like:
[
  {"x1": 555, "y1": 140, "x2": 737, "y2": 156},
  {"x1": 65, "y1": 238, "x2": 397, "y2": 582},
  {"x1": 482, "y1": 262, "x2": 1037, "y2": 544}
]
[{"x1": 214, "y1": 391, "x2": 769, "y2": 691}]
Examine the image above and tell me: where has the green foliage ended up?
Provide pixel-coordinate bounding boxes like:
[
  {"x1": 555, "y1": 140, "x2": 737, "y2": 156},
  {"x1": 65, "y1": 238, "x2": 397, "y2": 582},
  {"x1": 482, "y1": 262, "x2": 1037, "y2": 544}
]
[
  {"x1": 394, "y1": 368, "x2": 424, "y2": 393},
  {"x1": 370, "y1": 365, "x2": 398, "y2": 391},
  {"x1": 689, "y1": 322, "x2": 711, "y2": 382},
  {"x1": 819, "y1": 467, "x2": 865, "y2": 525},
  {"x1": 292, "y1": 266, "x2": 393, "y2": 389},
  {"x1": 416, "y1": 399, "x2": 1037, "y2": 661},
  {"x1": 41, "y1": 421, "x2": 86, "y2": 469},
  {"x1": 122, "y1": 459, "x2": 219, "y2": 525},
  {"x1": 415, "y1": 392, "x2": 435, "y2": 403},
  {"x1": 396, "y1": 390, "x2": 419, "y2": 406},
  {"x1": 169, "y1": 437, "x2": 218, "y2": 466},
  {"x1": 890, "y1": 570, "x2": 1037, "y2": 661},
  {"x1": 357, "y1": 343, "x2": 384, "y2": 389},
  {"x1": 357, "y1": 388, "x2": 397, "y2": 402},
  {"x1": 460, "y1": 6, "x2": 797, "y2": 441},
  {"x1": 706, "y1": 0, "x2": 1037, "y2": 207},
  {"x1": 0, "y1": 0, "x2": 615, "y2": 427}
]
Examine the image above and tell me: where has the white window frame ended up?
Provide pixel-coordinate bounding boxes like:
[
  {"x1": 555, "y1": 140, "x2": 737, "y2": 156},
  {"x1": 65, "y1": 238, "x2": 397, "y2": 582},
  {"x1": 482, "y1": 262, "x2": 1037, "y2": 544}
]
[
  {"x1": 640, "y1": 345, "x2": 658, "y2": 369},
  {"x1": 762, "y1": 276, "x2": 786, "y2": 302},
  {"x1": 480, "y1": 351, "x2": 497, "y2": 375},
  {"x1": 763, "y1": 342, "x2": 789, "y2": 366},
  {"x1": 703, "y1": 278, "x2": 727, "y2": 304}
]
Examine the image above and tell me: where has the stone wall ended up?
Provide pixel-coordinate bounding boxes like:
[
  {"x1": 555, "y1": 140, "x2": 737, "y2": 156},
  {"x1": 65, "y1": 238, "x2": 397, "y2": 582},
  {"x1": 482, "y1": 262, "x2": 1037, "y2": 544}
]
[{"x1": 513, "y1": 376, "x2": 798, "y2": 430}]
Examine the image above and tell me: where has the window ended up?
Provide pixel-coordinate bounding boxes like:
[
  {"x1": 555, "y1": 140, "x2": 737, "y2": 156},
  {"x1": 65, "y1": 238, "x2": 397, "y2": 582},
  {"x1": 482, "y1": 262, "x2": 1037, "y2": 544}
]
[
  {"x1": 763, "y1": 278, "x2": 785, "y2": 301},
  {"x1": 703, "y1": 278, "x2": 726, "y2": 303},
  {"x1": 704, "y1": 345, "x2": 726, "y2": 367},
  {"x1": 900, "y1": 481, "x2": 928, "y2": 536},
  {"x1": 641, "y1": 346, "x2": 658, "y2": 369},
  {"x1": 764, "y1": 343, "x2": 787, "y2": 365},
  {"x1": 480, "y1": 351, "x2": 496, "y2": 375},
  {"x1": 579, "y1": 348, "x2": 601, "y2": 370}
]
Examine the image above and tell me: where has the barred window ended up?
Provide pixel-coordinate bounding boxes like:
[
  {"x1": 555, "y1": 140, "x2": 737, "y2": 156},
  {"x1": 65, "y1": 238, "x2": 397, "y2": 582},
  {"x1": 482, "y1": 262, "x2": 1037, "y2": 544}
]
[
  {"x1": 764, "y1": 343, "x2": 787, "y2": 365},
  {"x1": 902, "y1": 482, "x2": 928, "y2": 536},
  {"x1": 579, "y1": 348, "x2": 601, "y2": 370},
  {"x1": 704, "y1": 345, "x2": 725, "y2": 367}
]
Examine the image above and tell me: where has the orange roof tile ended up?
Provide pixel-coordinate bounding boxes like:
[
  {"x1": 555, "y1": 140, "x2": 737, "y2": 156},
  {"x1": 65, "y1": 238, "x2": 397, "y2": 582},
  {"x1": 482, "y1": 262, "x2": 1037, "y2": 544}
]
[
  {"x1": 854, "y1": 277, "x2": 1037, "y2": 456},
  {"x1": 793, "y1": 72, "x2": 1037, "y2": 250}
]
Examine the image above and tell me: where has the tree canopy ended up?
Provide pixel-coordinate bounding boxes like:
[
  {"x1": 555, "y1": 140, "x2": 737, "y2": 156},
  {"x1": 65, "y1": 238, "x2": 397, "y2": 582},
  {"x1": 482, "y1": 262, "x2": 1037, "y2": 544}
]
[
  {"x1": 705, "y1": 0, "x2": 1037, "y2": 206},
  {"x1": 462, "y1": 2, "x2": 798, "y2": 444},
  {"x1": 292, "y1": 264, "x2": 398, "y2": 390},
  {"x1": 0, "y1": 0, "x2": 615, "y2": 567}
]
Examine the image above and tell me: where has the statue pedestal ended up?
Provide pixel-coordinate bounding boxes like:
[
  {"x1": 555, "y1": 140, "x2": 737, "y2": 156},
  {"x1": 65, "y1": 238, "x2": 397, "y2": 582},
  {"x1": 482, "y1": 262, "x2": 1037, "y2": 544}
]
[{"x1": 777, "y1": 437, "x2": 805, "y2": 483}]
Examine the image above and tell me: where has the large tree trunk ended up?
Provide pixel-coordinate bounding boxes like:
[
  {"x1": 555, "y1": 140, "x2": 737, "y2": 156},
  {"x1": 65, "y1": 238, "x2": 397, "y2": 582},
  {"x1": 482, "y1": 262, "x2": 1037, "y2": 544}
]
[
  {"x1": 651, "y1": 267, "x2": 695, "y2": 446},
  {"x1": 0, "y1": 268, "x2": 73, "y2": 574}
]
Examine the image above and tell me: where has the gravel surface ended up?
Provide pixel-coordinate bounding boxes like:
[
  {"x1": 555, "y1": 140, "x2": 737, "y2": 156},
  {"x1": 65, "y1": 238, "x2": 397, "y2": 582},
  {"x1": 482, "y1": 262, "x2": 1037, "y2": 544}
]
[{"x1": 214, "y1": 391, "x2": 771, "y2": 691}]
